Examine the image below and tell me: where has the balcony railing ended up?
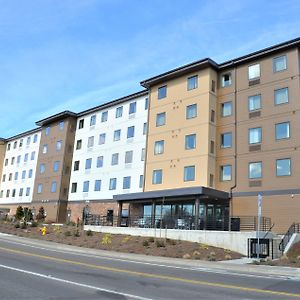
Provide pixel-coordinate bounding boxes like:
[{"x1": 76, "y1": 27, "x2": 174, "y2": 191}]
[{"x1": 85, "y1": 214, "x2": 271, "y2": 232}]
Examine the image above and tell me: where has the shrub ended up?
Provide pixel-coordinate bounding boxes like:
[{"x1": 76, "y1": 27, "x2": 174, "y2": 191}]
[
  {"x1": 148, "y1": 237, "x2": 154, "y2": 243},
  {"x1": 73, "y1": 229, "x2": 80, "y2": 237},
  {"x1": 86, "y1": 230, "x2": 93, "y2": 236},
  {"x1": 225, "y1": 254, "x2": 232, "y2": 260},
  {"x1": 36, "y1": 207, "x2": 46, "y2": 222},
  {"x1": 122, "y1": 236, "x2": 131, "y2": 243},
  {"x1": 183, "y1": 253, "x2": 191, "y2": 259},
  {"x1": 31, "y1": 221, "x2": 38, "y2": 227},
  {"x1": 192, "y1": 250, "x2": 201, "y2": 260},
  {"x1": 101, "y1": 233, "x2": 112, "y2": 245},
  {"x1": 15, "y1": 206, "x2": 24, "y2": 221},
  {"x1": 143, "y1": 240, "x2": 149, "y2": 247},
  {"x1": 155, "y1": 240, "x2": 165, "y2": 248},
  {"x1": 207, "y1": 251, "x2": 216, "y2": 261},
  {"x1": 64, "y1": 231, "x2": 72, "y2": 237},
  {"x1": 166, "y1": 238, "x2": 176, "y2": 245},
  {"x1": 66, "y1": 221, "x2": 76, "y2": 226},
  {"x1": 15, "y1": 223, "x2": 20, "y2": 228}
]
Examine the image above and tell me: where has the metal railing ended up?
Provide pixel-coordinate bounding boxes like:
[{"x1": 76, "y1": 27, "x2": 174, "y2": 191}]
[
  {"x1": 279, "y1": 223, "x2": 300, "y2": 253},
  {"x1": 85, "y1": 214, "x2": 272, "y2": 232}
]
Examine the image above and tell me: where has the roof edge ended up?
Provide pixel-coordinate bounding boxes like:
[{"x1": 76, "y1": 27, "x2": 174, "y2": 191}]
[
  {"x1": 35, "y1": 110, "x2": 77, "y2": 127},
  {"x1": 6, "y1": 127, "x2": 41, "y2": 142}
]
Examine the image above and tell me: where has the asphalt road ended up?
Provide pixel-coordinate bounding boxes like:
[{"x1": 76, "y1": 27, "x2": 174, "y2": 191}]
[{"x1": 0, "y1": 233, "x2": 300, "y2": 300}]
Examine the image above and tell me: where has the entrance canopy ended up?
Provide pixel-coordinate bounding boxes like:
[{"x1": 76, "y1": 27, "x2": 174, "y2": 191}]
[{"x1": 113, "y1": 186, "x2": 229, "y2": 202}]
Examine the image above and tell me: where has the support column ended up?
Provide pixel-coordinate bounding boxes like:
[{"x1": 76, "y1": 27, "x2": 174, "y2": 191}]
[
  {"x1": 195, "y1": 197, "x2": 200, "y2": 230},
  {"x1": 151, "y1": 200, "x2": 155, "y2": 228},
  {"x1": 117, "y1": 202, "x2": 123, "y2": 227}
]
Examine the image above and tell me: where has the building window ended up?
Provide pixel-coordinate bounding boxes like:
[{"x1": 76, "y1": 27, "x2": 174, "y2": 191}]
[
  {"x1": 26, "y1": 136, "x2": 31, "y2": 145},
  {"x1": 99, "y1": 133, "x2": 106, "y2": 145},
  {"x1": 211, "y1": 80, "x2": 216, "y2": 92},
  {"x1": 87, "y1": 136, "x2": 94, "y2": 148},
  {"x1": 26, "y1": 187, "x2": 30, "y2": 196},
  {"x1": 158, "y1": 86, "x2": 167, "y2": 99},
  {"x1": 11, "y1": 157, "x2": 15, "y2": 165},
  {"x1": 249, "y1": 162, "x2": 262, "y2": 179},
  {"x1": 129, "y1": 102, "x2": 137, "y2": 114},
  {"x1": 78, "y1": 119, "x2": 84, "y2": 129},
  {"x1": 28, "y1": 169, "x2": 33, "y2": 178},
  {"x1": 2, "y1": 174, "x2": 5, "y2": 182},
  {"x1": 221, "y1": 132, "x2": 232, "y2": 148},
  {"x1": 56, "y1": 140, "x2": 62, "y2": 151},
  {"x1": 152, "y1": 169, "x2": 162, "y2": 184},
  {"x1": 139, "y1": 175, "x2": 144, "y2": 188},
  {"x1": 113, "y1": 129, "x2": 121, "y2": 141},
  {"x1": 94, "y1": 180, "x2": 101, "y2": 191},
  {"x1": 276, "y1": 158, "x2": 291, "y2": 176},
  {"x1": 8, "y1": 173, "x2": 12, "y2": 181},
  {"x1": 85, "y1": 158, "x2": 92, "y2": 169},
  {"x1": 221, "y1": 73, "x2": 232, "y2": 87},
  {"x1": 127, "y1": 126, "x2": 135, "y2": 138},
  {"x1": 109, "y1": 178, "x2": 117, "y2": 190},
  {"x1": 59, "y1": 121, "x2": 64, "y2": 130},
  {"x1": 53, "y1": 161, "x2": 60, "y2": 172},
  {"x1": 31, "y1": 151, "x2": 35, "y2": 160},
  {"x1": 42, "y1": 144, "x2": 48, "y2": 154},
  {"x1": 6, "y1": 190, "x2": 10, "y2": 198},
  {"x1": 37, "y1": 184, "x2": 43, "y2": 194},
  {"x1": 71, "y1": 183, "x2": 77, "y2": 193},
  {"x1": 156, "y1": 112, "x2": 166, "y2": 126},
  {"x1": 275, "y1": 87, "x2": 289, "y2": 105},
  {"x1": 111, "y1": 153, "x2": 119, "y2": 165},
  {"x1": 220, "y1": 165, "x2": 232, "y2": 181},
  {"x1": 97, "y1": 156, "x2": 103, "y2": 168},
  {"x1": 116, "y1": 106, "x2": 123, "y2": 118},
  {"x1": 12, "y1": 189, "x2": 16, "y2": 197},
  {"x1": 19, "y1": 139, "x2": 23, "y2": 148},
  {"x1": 22, "y1": 170, "x2": 26, "y2": 179},
  {"x1": 273, "y1": 55, "x2": 287, "y2": 72},
  {"x1": 83, "y1": 181, "x2": 89, "y2": 192},
  {"x1": 45, "y1": 127, "x2": 50, "y2": 136},
  {"x1": 275, "y1": 122, "x2": 290, "y2": 140},
  {"x1": 249, "y1": 127, "x2": 262, "y2": 144},
  {"x1": 123, "y1": 176, "x2": 131, "y2": 189},
  {"x1": 0, "y1": 190, "x2": 3, "y2": 198},
  {"x1": 186, "y1": 104, "x2": 197, "y2": 119},
  {"x1": 185, "y1": 134, "x2": 196, "y2": 150},
  {"x1": 13, "y1": 141, "x2": 17, "y2": 149},
  {"x1": 17, "y1": 155, "x2": 21, "y2": 164},
  {"x1": 19, "y1": 188, "x2": 23, "y2": 197},
  {"x1": 154, "y1": 140, "x2": 164, "y2": 155},
  {"x1": 145, "y1": 98, "x2": 149, "y2": 110},
  {"x1": 125, "y1": 151, "x2": 133, "y2": 164},
  {"x1": 74, "y1": 161, "x2": 80, "y2": 171},
  {"x1": 221, "y1": 101, "x2": 232, "y2": 117},
  {"x1": 187, "y1": 75, "x2": 198, "y2": 90},
  {"x1": 248, "y1": 94, "x2": 261, "y2": 111},
  {"x1": 24, "y1": 153, "x2": 28, "y2": 162},
  {"x1": 33, "y1": 134, "x2": 38, "y2": 143},
  {"x1": 248, "y1": 63, "x2": 260, "y2": 80},
  {"x1": 141, "y1": 148, "x2": 145, "y2": 161},
  {"x1": 4, "y1": 159, "x2": 8, "y2": 166},
  {"x1": 14, "y1": 172, "x2": 18, "y2": 181},
  {"x1": 76, "y1": 140, "x2": 82, "y2": 150},
  {"x1": 184, "y1": 166, "x2": 195, "y2": 181},
  {"x1": 39, "y1": 164, "x2": 45, "y2": 174},
  {"x1": 143, "y1": 123, "x2": 147, "y2": 135},
  {"x1": 101, "y1": 111, "x2": 108, "y2": 122},
  {"x1": 90, "y1": 115, "x2": 96, "y2": 126}
]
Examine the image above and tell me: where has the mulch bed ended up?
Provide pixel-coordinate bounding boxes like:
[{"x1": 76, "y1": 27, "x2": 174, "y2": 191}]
[{"x1": 0, "y1": 222, "x2": 243, "y2": 261}]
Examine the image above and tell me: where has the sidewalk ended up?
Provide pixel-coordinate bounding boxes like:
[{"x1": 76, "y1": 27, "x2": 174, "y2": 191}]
[{"x1": 1, "y1": 232, "x2": 300, "y2": 280}]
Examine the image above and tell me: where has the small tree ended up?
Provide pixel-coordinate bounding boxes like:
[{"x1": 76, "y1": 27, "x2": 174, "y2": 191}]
[
  {"x1": 24, "y1": 208, "x2": 33, "y2": 222},
  {"x1": 15, "y1": 206, "x2": 24, "y2": 221},
  {"x1": 36, "y1": 206, "x2": 45, "y2": 222}
]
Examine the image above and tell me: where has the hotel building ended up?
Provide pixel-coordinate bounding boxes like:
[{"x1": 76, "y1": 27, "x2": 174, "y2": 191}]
[{"x1": 0, "y1": 38, "x2": 299, "y2": 233}]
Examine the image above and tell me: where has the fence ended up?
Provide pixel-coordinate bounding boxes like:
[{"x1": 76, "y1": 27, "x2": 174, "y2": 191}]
[{"x1": 85, "y1": 214, "x2": 271, "y2": 232}]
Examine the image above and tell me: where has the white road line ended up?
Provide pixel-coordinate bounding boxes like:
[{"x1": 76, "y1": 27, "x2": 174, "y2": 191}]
[
  {"x1": 0, "y1": 234, "x2": 299, "y2": 282},
  {"x1": 0, "y1": 263, "x2": 151, "y2": 300}
]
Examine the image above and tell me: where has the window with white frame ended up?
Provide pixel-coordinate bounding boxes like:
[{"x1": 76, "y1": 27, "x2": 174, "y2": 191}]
[
  {"x1": 276, "y1": 158, "x2": 291, "y2": 176},
  {"x1": 83, "y1": 181, "x2": 90, "y2": 192},
  {"x1": 154, "y1": 140, "x2": 164, "y2": 155},
  {"x1": 187, "y1": 75, "x2": 198, "y2": 90},
  {"x1": 221, "y1": 73, "x2": 232, "y2": 87},
  {"x1": 96, "y1": 156, "x2": 103, "y2": 168},
  {"x1": 113, "y1": 129, "x2": 121, "y2": 141},
  {"x1": 248, "y1": 63, "x2": 260, "y2": 80},
  {"x1": 90, "y1": 115, "x2": 96, "y2": 126},
  {"x1": 273, "y1": 55, "x2": 287, "y2": 72},
  {"x1": 123, "y1": 176, "x2": 131, "y2": 189},
  {"x1": 129, "y1": 102, "x2": 136, "y2": 114},
  {"x1": 94, "y1": 180, "x2": 101, "y2": 191},
  {"x1": 249, "y1": 127, "x2": 262, "y2": 144},
  {"x1": 184, "y1": 166, "x2": 195, "y2": 181},
  {"x1": 275, "y1": 87, "x2": 289, "y2": 105},
  {"x1": 275, "y1": 122, "x2": 290, "y2": 140},
  {"x1": 221, "y1": 101, "x2": 232, "y2": 117},
  {"x1": 101, "y1": 111, "x2": 108, "y2": 122},
  {"x1": 249, "y1": 162, "x2": 262, "y2": 179},
  {"x1": 109, "y1": 178, "x2": 117, "y2": 190},
  {"x1": 152, "y1": 169, "x2": 162, "y2": 184},
  {"x1": 111, "y1": 153, "x2": 119, "y2": 165},
  {"x1": 158, "y1": 86, "x2": 167, "y2": 99},
  {"x1": 248, "y1": 94, "x2": 261, "y2": 111},
  {"x1": 125, "y1": 151, "x2": 133, "y2": 164},
  {"x1": 99, "y1": 133, "x2": 106, "y2": 145},
  {"x1": 87, "y1": 136, "x2": 94, "y2": 148},
  {"x1": 186, "y1": 104, "x2": 197, "y2": 119},
  {"x1": 185, "y1": 134, "x2": 196, "y2": 150},
  {"x1": 156, "y1": 112, "x2": 166, "y2": 126},
  {"x1": 115, "y1": 106, "x2": 123, "y2": 118},
  {"x1": 221, "y1": 132, "x2": 232, "y2": 148},
  {"x1": 220, "y1": 165, "x2": 232, "y2": 181}
]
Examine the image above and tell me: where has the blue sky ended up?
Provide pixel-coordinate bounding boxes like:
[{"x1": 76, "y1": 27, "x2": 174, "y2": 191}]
[{"x1": 1, "y1": 0, "x2": 300, "y2": 138}]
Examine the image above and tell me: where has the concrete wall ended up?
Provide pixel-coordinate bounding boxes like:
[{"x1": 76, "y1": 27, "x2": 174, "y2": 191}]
[{"x1": 84, "y1": 225, "x2": 275, "y2": 255}]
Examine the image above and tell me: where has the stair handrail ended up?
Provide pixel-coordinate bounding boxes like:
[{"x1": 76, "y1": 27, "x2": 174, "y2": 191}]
[
  {"x1": 262, "y1": 223, "x2": 275, "y2": 239},
  {"x1": 279, "y1": 222, "x2": 300, "y2": 253}
]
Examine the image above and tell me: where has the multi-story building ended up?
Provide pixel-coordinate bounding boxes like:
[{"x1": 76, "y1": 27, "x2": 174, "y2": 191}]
[
  {"x1": 67, "y1": 91, "x2": 148, "y2": 220},
  {"x1": 0, "y1": 38, "x2": 299, "y2": 233},
  {"x1": 0, "y1": 129, "x2": 41, "y2": 214}
]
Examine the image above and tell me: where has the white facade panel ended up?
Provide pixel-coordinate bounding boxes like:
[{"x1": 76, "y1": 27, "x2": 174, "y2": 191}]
[
  {"x1": 0, "y1": 131, "x2": 41, "y2": 204},
  {"x1": 68, "y1": 94, "x2": 148, "y2": 201}
]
